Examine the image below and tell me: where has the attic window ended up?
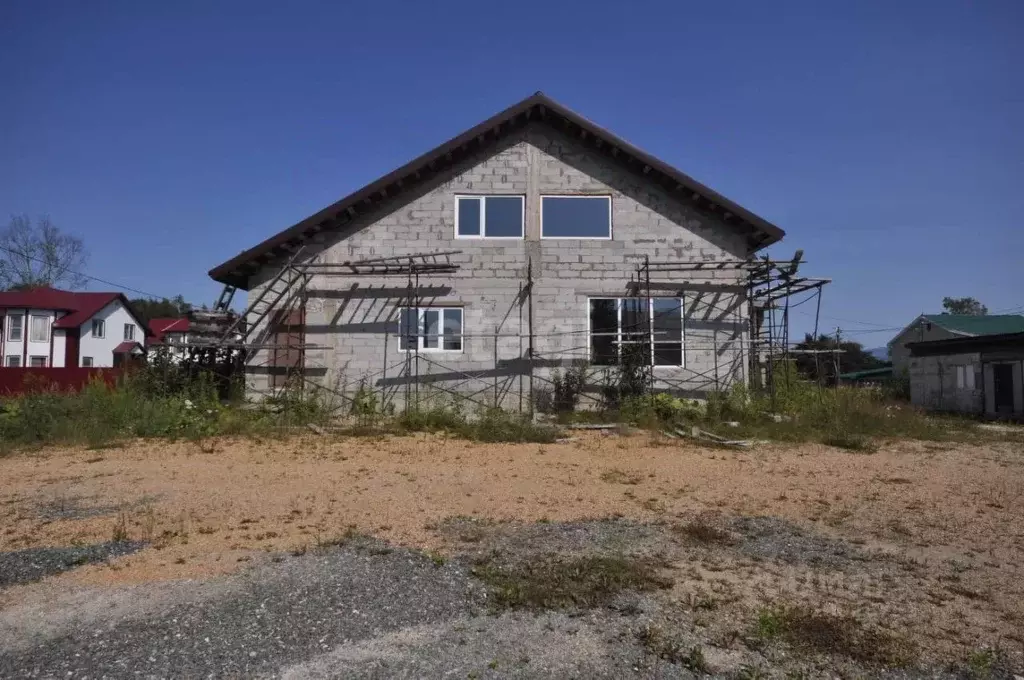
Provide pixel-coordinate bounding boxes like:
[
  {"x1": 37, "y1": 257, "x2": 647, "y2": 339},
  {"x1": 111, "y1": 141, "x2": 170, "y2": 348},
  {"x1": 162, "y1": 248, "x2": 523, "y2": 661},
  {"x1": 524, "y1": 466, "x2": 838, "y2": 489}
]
[
  {"x1": 455, "y1": 196, "x2": 524, "y2": 239},
  {"x1": 541, "y1": 195, "x2": 612, "y2": 239}
]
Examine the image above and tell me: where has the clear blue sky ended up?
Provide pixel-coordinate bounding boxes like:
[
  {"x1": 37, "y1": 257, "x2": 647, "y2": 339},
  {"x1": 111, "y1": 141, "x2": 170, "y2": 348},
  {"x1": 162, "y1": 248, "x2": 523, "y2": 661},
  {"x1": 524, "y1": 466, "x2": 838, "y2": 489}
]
[{"x1": 2, "y1": 0, "x2": 1021, "y2": 346}]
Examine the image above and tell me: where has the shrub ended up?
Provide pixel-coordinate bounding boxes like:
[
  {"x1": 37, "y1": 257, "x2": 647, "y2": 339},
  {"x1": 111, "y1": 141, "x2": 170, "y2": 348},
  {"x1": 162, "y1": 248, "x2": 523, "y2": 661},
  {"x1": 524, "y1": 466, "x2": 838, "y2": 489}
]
[{"x1": 549, "y1": 360, "x2": 588, "y2": 413}]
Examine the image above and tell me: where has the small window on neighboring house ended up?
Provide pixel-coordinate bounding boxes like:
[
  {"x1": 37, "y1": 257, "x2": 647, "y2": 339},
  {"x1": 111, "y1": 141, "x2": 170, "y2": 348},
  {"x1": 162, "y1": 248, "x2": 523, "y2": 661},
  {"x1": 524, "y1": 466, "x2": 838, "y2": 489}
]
[
  {"x1": 455, "y1": 195, "x2": 525, "y2": 238},
  {"x1": 398, "y1": 307, "x2": 463, "y2": 352},
  {"x1": 82, "y1": 357, "x2": 93, "y2": 367},
  {"x1": 955, "y1": 365, "x2": 976, "y2": 390},
  {"x1": 30, "y1": 315, "x2": 49, "y2": 343},
  {"x1": 124, "y1": 323, "x2": 135, "y2": 341},
  {"x1": 5, "y1": 356, "x2": 21, "y2": 367},
  {"x1": 541, "y1": 195, "x2": 612, "y2": 239},
  {"x1": 7, "y1": 314, "x2": 23, "y2": 341},
  {"x1": 92, "y1": 319, "x2": 105, "y2": 338},
  {"x1": 29, "y1": 356, "x2": 47, "y2": 367}
]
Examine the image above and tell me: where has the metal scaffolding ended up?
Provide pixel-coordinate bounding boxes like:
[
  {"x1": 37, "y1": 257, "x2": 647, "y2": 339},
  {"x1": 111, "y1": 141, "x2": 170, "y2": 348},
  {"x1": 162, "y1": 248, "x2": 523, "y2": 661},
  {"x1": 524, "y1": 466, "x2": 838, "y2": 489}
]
[{"x1": 198, "y1": 246, "x2": 830, "y2": 413}]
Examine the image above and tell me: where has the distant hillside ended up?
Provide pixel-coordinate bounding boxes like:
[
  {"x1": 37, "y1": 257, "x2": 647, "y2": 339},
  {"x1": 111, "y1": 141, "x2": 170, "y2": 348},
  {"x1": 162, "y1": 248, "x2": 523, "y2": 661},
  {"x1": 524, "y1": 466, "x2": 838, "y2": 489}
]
[{"x1": 867, "y1": 347, "x2": 889, "y2": 361}]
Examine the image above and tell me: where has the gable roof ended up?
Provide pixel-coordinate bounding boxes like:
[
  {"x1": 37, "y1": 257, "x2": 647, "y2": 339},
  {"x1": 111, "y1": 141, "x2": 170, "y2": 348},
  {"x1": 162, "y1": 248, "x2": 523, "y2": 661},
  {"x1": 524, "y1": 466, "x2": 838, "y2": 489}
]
[
  {"x1": 921, "y1": 314, "x2": 1024, "y2": 337},
  {"x1": 209, "y1": 92, "x2": 786, "y2": 289},
  {"x1": 0, "y1": 287, "x2": 151, "y2": 334}
]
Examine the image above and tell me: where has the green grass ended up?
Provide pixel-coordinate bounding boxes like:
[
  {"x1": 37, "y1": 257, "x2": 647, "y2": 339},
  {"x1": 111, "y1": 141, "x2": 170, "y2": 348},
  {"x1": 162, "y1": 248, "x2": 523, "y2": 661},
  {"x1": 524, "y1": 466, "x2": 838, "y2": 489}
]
[
  {"x1": 471, "y1": 554, "x2": 673, "y2": 611},
  {"x1": 0, "y1": 372, "x2": 334, "y2": 454}
]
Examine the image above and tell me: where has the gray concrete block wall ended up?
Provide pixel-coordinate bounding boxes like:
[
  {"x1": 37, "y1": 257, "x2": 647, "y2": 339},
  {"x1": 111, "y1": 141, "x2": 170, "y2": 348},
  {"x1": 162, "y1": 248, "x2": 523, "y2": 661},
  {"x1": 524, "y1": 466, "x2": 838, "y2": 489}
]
[
  {"x1": 244, "y1": 124, "x2": 756, "y2": 408},
  {"x1": 908, "y1": 352, "x2": 983, "y2": 414}
]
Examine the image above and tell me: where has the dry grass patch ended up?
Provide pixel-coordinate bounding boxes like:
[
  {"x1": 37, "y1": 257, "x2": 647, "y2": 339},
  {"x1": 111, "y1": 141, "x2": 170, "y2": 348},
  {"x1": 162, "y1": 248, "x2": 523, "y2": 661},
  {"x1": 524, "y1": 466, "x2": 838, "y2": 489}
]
[
  {"x1": 600, "y1": 468, "x2": 643, "y2": 485},
  {"x1": 673, "y1": 519, "x2": 734, "y2": 546},
  {"x1": 755, "y1": 604, "x2": 917, "y2": 667},
  {"x1": 471, "y1": 554, "x2": 673, "y2": 611}
]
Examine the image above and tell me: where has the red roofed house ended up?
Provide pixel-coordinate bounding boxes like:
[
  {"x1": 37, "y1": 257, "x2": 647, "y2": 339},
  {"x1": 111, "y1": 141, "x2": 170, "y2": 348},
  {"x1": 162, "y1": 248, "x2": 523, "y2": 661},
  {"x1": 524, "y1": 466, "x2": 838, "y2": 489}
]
[
  {"x1": 0, "y1": 287, "x2": 149, "y2": 368},
  {"x1": 147, "y1": 317, "x2": 190, "y2": 346}
]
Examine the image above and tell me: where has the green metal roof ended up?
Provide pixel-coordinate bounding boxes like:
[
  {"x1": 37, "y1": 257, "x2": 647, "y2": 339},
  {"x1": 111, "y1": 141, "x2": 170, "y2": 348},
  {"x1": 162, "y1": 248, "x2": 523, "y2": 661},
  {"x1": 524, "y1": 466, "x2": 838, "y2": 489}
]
[
  {"x1": 923, "y1": 314, "x2": 1024, "y2": 336},
  {"x1": 838, "y1": 366, "x2": 894, "y2": 381}
]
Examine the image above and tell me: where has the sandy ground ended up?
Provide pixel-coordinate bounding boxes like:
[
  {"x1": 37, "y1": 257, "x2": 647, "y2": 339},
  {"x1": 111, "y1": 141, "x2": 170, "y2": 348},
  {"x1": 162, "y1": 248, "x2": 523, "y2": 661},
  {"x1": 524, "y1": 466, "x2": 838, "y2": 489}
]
[{"x1": 1, "y1": 431, "x2": 1022, "y2": 666}]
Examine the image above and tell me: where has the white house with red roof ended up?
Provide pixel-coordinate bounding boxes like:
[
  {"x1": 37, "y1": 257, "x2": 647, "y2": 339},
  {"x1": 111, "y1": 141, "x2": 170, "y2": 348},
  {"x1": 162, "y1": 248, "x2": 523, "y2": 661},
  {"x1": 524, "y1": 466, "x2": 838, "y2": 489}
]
[{"x1": 0, "y1": 287, "x2": 149, "y2": 368}]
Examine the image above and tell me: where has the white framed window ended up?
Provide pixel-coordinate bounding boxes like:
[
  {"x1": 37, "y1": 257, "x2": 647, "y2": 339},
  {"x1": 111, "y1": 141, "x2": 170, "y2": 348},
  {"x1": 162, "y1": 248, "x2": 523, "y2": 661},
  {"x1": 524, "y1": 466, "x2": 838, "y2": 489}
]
[
  {"x1": 455, "y1": 195, "x2": 525, "y2": 239},
  {"x1": 399, "y1": 307, "x2": 463, "y2": 352},
  {"x1": 588, "y1": 297, "x2": 684, "y2": 367},
  {"x1": 124, "y1": 323, "x2": 136, "y2": 341},
  {"x1": 30, "y1": 315, "x2": 49, "y2": 343},
  {"x1": 7, "y1": 314, "x2": 23, "y2": 342},
  {"x1": 92, "y1": 319, "x2": 105, "y2": 338},
  {"x1": 82, "y1": 356, "x2": 93, "y2": 367},
  {"x1": 955, "y1": 365, "x2": 976, "y2": 390},
  {"x1": 5, "y1": 356, "x2": 21, "y2": 367},
  {"x1": 541, "y1": 195, "x2": 612, "y2": 239},
  {"x1": 29, "y1": 356, "x2": 47, "y2": 368}
]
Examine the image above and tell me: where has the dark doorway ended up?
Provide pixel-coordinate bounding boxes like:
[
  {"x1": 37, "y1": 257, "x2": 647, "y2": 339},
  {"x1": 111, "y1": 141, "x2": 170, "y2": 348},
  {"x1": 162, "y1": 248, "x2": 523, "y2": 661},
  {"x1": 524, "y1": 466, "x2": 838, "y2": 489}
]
[
  {"x1": 992, "y1": 363, "x2": 1015, "y2": 414},
  {"x1": 270, "y1": 308, "x2": 305, "y2": 390}
]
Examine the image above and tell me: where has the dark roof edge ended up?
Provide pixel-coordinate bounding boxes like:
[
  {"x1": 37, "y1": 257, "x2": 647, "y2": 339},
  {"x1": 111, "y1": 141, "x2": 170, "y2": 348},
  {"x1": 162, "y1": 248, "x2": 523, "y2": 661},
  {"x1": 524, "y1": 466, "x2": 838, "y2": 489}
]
[
  {"x1": 906, "y1": 331, "x2": 1024, "y2": 356},
  {"x1": 209, "y1": 92, "x2": 786, "y2": 287}
]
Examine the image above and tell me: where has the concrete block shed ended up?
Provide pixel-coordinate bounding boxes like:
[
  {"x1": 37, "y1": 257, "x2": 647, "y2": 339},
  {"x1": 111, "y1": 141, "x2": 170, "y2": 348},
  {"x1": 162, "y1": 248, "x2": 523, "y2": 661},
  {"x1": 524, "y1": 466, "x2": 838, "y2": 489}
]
[
  {"x1": 907, "y1": 332, "x2": 1024, "y2": 419},
  {"x1": 207, "y1": 93, "x2": 810, "y2": 409}
]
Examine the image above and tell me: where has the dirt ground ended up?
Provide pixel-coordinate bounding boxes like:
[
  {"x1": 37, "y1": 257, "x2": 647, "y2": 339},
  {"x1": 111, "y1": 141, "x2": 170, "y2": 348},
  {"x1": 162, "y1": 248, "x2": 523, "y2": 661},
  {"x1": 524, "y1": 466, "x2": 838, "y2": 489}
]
[{"x1": 1, "y1": 431, "x2": 1022, "y2": 669}]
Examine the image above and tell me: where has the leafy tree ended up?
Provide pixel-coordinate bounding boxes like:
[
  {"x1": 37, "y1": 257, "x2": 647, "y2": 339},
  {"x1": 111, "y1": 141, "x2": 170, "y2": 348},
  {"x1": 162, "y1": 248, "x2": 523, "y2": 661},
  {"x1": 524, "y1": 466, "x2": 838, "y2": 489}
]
[
  {"x1": 791, "y1": 333, "x2": 886, "y2": 385},
  {"x1": 941, "y1": 297, "x2": 987, "y2": 316},
  {"x1": 0, "y1": 215, "x2": 88, "y2": 290},
  {"x1": 129, "y1": 295, "x2": 194, "y2": 324}
]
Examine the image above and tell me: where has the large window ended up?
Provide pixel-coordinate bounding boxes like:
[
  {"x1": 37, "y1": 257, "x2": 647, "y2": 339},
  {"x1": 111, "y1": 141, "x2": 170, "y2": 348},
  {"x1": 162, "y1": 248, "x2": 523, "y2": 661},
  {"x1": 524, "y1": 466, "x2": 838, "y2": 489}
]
[
  {"x1": 30, "y1": 315, "x2": 49, "y2": 343},
  {"x1": 455, "y1": 195, "x2": 524, "y2": 238},
  {"x1": 588, "y1": 298, "x2": 684, "y2": 367},
  {"x1": 399, "y1": 307, "x2": 463, "y2": 352},
  {"x1": 7, "y1": 314, "x2": 23, "y2": 342},
  {"x1": 92, "y1": 319, "x2": 105, "y2": 338},
  {"x1": 541, "y1": 195, "x2": 611, "y2": 239}
]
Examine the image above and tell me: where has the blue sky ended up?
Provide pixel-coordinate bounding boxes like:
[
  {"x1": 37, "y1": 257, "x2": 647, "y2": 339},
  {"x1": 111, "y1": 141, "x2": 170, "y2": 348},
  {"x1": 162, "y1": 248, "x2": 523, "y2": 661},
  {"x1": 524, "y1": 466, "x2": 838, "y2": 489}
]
[{"x1": 1, "y1": 0, "x2": 1021, "y2": 346}]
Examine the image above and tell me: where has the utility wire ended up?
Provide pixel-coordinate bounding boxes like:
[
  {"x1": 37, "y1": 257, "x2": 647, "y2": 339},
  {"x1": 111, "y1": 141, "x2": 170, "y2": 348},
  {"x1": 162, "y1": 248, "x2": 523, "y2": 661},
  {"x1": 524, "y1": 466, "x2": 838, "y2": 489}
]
[{"x1": 0, "y1": 244, "x2": 170, "y2": 300}]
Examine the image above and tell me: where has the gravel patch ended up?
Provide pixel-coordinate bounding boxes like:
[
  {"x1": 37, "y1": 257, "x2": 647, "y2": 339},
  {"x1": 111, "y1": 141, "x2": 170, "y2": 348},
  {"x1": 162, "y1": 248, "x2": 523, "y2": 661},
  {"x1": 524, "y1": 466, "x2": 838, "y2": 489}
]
[
  {"x1": 731, "y1": 516, "x2": 867, "y2": 570},
  {"x1": 0, "y1": 540, "x2": 482, "y2": 678},
  {"x1": 282, "y1": 610, "x2": 691, "y2": 679},
  {"x1": 0, "y1": 541, "x2": 146, "y2": 589}
]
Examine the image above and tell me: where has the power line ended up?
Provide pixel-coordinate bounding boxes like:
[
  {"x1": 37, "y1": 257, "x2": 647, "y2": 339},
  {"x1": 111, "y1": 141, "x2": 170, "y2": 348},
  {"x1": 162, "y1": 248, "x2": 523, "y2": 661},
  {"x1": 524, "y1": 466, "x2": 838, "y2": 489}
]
[{"x1": 0, "y1": 244, "x2": 169, "y2": 300}]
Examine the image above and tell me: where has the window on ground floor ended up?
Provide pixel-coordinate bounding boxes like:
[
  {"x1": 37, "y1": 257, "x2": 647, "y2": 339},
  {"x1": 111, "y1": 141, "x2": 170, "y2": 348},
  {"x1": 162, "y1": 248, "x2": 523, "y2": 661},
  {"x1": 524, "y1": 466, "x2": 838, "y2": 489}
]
[
  {"x1": 399, "y1": 307, "x2": 463, "y2": 352},
  {"x1": 82, "y1": 356, "x2": 93, "y2": 367},
  {"x1": 5, "y1": 356, "x2": 21, "y2": 367},
  {"x1": 955, "y1": 364, "x2": 977, "y2": 390},
  {"x1": 29, "y1": 356, "x2": 47, "y2": 367},
  {"x1": 589, "y1": 297, "x2": 684, "y2": 367}
]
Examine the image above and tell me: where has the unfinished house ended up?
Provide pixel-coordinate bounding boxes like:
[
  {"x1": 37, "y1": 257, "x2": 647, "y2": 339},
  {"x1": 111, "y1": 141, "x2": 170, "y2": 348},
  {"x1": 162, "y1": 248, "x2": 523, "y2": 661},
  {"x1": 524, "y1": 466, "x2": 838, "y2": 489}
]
[{"x1": 207, "y1": 93, "x2": 818, "y2": 409}]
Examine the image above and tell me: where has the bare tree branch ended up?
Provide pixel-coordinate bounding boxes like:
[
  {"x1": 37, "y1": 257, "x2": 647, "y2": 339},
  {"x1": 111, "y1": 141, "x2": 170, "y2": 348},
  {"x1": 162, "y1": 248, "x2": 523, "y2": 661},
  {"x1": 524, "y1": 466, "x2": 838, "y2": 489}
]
[{"x1": 0, "y1": 215, "x2": 89, "y2": 290}]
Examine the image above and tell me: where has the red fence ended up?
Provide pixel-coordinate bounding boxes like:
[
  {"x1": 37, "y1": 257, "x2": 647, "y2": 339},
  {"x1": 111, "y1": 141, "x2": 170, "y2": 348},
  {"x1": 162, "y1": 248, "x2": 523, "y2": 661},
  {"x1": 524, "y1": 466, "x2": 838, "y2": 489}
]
[{"x1": 0, "y1": 368, "x2": 124, "y2": 396}]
